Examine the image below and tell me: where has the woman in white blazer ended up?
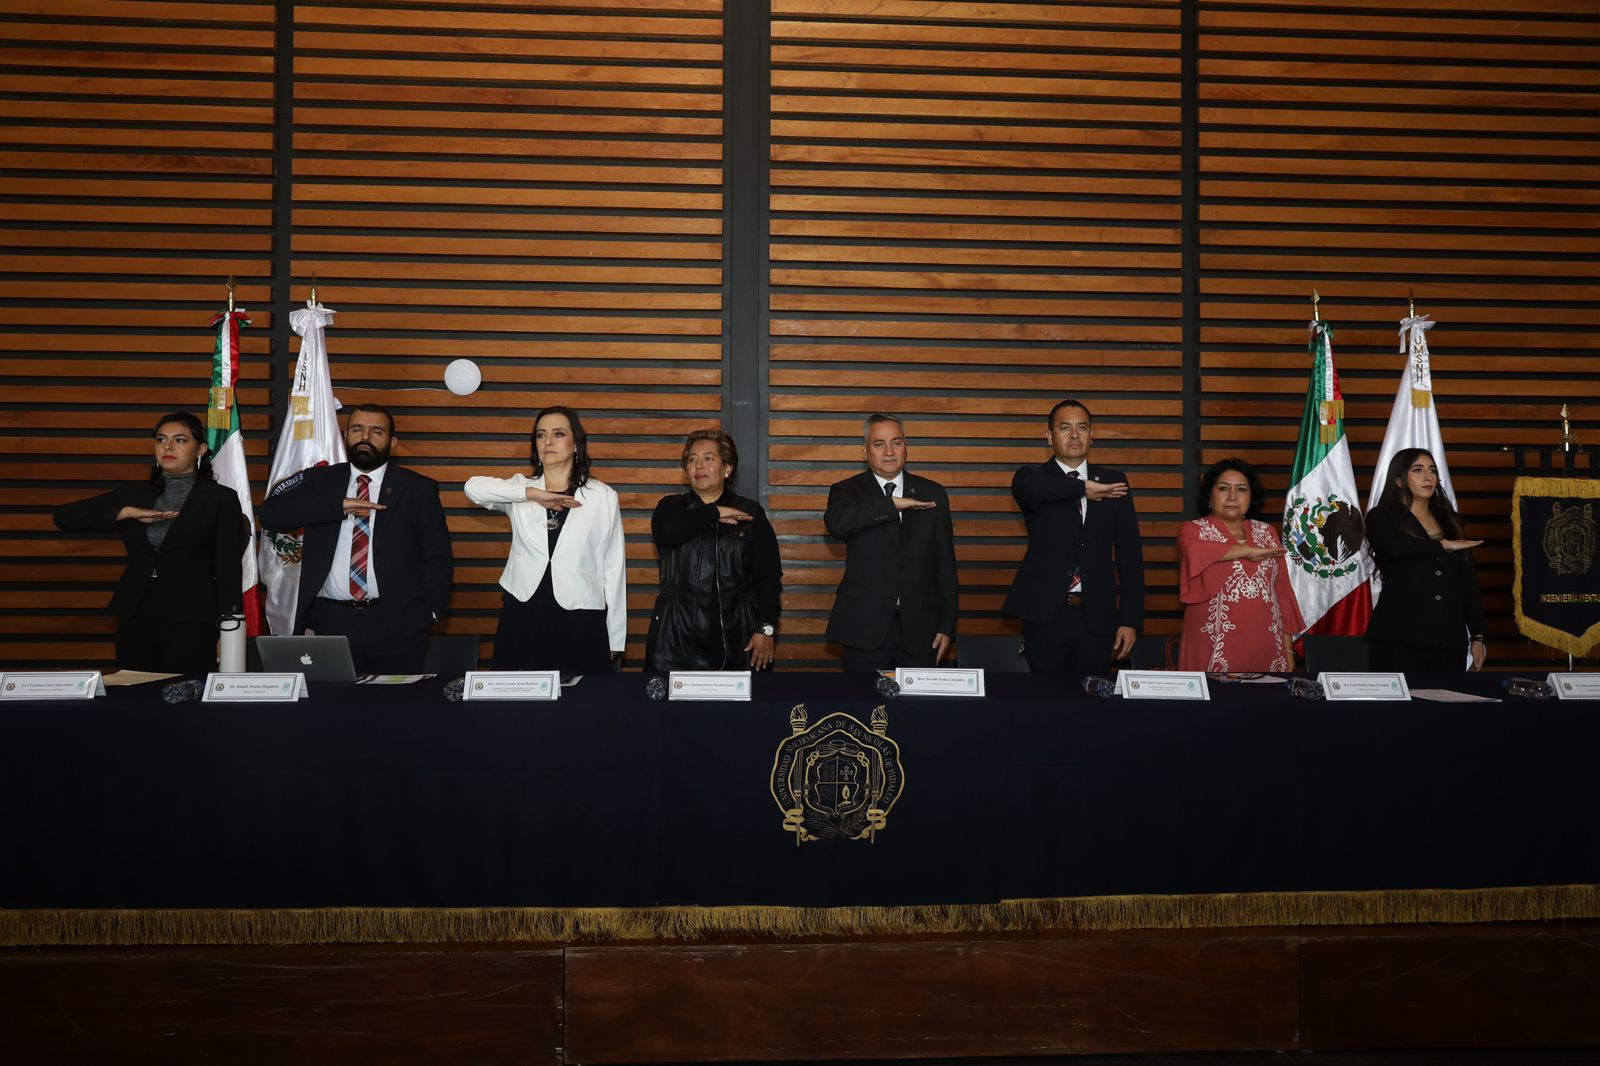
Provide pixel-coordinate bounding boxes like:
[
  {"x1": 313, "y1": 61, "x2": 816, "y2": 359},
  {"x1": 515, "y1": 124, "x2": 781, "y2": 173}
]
[{"x1": 464, "y1": 406, "x2": 626, "y2": 675}]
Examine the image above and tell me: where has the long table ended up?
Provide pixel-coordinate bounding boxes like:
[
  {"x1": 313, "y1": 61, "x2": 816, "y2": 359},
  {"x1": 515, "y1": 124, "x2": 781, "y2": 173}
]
[{"x1": 5, "y1": 672, "x2": 1597, "y2": 910}]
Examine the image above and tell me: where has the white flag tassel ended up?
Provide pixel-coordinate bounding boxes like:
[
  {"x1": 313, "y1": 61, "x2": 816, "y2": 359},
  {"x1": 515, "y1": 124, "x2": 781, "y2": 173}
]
[{"x1": 1400, "y1": 313, "x2": 1435, "y2": 409}]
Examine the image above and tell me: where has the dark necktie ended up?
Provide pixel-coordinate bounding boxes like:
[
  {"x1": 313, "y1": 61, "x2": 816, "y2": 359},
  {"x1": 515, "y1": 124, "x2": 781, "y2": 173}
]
[
  {"x1": 350, "y1": 474, "x2": 371, "y2": 600},
  {"x1": 884, "y1": 481, "x2": 897, "y2": 499},
  {"x1": 1066, "y1": 470, "x2": 1083, "y2": 591}
]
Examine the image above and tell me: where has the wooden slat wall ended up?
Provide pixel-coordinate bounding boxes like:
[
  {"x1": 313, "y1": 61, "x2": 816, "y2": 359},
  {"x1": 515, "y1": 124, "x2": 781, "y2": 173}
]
[
  {"x1": 4, "y1": 1, "x2": 1595, "y2": 671},
  {"x1": 289, "y1": 0, "x2": 725, "y2": 663},
  {"x1": 1197, "y1": 0, "x2": 1600, "y2": 669},
  {"x1": 0, "y1": 0, "x2": 277, "y2": 662},
  {"x1": 767, "y1": 0, "x2": 1186, "y2": 663}
]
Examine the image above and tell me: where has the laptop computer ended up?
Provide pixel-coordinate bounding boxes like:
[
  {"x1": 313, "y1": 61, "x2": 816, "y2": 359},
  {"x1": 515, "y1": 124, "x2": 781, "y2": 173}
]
[{"x1": 256, "y1": 636, "x2": 359, "y2": 683}]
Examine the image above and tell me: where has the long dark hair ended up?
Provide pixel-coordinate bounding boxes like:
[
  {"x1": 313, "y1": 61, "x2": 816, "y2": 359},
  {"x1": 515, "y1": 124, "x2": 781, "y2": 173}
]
[
  {"x1": 1196, "y1": 456, "x2": 1265, "y2": 518},
  {"x1": 148, "y1": 411, "x2": 212, "y2": 492},
  {"x1": 1374, "y1": 447, "x2": 1463, "y2": 539},
  {"x1": 529, "y1": 405, "x2": 591, "y2": 490}
]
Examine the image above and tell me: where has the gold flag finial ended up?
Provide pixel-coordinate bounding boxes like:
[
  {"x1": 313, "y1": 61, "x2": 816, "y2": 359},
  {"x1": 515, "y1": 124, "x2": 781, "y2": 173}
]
[
  {"x1": 309, "y1": 273, "x2": 318, "y2": 308},
  {"x1": 1408, "y1": 289, "x2": 1415, "y2": 318},
  {"x1": 1311, "y1": 289, "x2": 1320, "y2": 323},
  {"x1": 226, "y1": 275, "x2": 235, "y2": 314}
]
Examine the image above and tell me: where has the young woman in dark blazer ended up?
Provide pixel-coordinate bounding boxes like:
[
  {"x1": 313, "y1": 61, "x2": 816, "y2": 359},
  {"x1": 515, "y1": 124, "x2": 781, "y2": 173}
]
[
  {"x1": 53, "y1": 412, "x2": 245, "y2": 676},
  {"x1": 1364, "y1": 447, "x2": 1486, "y2": 673}
]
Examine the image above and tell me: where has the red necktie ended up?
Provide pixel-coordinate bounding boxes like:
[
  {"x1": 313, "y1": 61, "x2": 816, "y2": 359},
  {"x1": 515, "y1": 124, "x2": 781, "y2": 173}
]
[{"x1": 350, "y1": 474, "x2": 371, "y2": 600}]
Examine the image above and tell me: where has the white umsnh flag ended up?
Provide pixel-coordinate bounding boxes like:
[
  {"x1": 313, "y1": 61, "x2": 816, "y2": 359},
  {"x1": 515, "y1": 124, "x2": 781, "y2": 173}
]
[
  {"x1": 205, "y1": 307, "x2": 261, "y2": 634},
  {"x1": 259, "y1": 301, "x2": 344, "y2": 636},
  {"x1": 1282, "y1": 318, "x2": 1375, "y2": 637},
  {"x1": 1368, "y1": 313, "x2": 1454, "y2": 512}
]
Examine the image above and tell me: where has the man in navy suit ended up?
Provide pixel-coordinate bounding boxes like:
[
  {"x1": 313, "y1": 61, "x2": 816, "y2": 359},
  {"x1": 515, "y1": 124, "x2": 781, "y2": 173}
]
[
  {"x1": 259, "y1": 404, "x2": 453, "y2": 674},
  {"x1": 1004, "y1": 400, "x2": 1144, "y2": 675},
  {"x1": 825, "y1": 414, "x2": 959, "y2": 672}
]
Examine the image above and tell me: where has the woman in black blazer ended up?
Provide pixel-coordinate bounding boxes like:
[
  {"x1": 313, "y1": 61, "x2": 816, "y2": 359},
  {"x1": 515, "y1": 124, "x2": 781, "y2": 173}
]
[
  {"x1": 53, "y1": 412, "x2": 245, "y2": 675},
  {"x1": 1364, "y1": 447, "x2": 1486, "y2": 673}
]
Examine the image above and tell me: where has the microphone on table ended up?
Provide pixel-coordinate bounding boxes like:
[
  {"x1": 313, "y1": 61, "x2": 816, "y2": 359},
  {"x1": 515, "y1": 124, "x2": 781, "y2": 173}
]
[
  {"x1": 442, "y1": 677, "x2": 465, "y2": 702},
  {"x1": 645, "y1": 674, "x2": 667, "y2": 701},
  {"x1": 1502, "y1": 676, "x2": 1554, "y2": 700},
  {"x1": 1286, "y1": 677, "x2": 1325, "y2": 701},
  {"x1": 875, "y1": 674, "x2": 900, "y2": 700},
  {"x1": 161, "y1": 678, "x2": 205, "y2": 704},
  {"x1": 1081, "y1": 676, "x2": 1116, "y2": 699}
]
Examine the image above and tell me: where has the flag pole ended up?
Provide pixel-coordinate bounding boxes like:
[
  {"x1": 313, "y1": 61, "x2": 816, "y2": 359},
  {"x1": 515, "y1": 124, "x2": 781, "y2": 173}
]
[
  {"x1": 226, "y1": 275, "x2": 235, "y2": 314},
  {"x1": 1311, "y1": 289, "x2": 1320, "y2": 323}
]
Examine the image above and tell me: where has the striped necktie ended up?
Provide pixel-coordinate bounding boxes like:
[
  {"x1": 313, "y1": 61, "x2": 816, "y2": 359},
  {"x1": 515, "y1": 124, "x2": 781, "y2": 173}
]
[{"x1": 350, "y1": 474, "x2": 371, "y2": 600}]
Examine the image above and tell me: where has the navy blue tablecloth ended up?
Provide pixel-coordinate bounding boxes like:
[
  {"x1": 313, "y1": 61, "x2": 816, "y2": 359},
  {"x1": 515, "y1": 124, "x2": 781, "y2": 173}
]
[{"x1": 3, "y1": 673, "x2": 1595, "y2": 908}]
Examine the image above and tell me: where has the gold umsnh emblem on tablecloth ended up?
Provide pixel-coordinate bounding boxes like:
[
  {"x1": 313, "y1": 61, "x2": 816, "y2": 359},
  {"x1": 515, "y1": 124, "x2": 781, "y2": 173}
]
[{"x1": 770, "y1": 704, "x2": 904, "y2": 844}]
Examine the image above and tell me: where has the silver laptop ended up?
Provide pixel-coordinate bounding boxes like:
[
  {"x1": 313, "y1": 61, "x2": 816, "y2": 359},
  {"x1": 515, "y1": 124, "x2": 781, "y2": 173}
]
[{"x1": 256, "y1": 636, "x2": 359, "y2": 683}]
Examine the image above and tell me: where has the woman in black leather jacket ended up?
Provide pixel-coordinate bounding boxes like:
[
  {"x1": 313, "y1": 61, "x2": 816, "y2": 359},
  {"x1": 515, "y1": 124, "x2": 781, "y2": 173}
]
[{"x1": 644, "y1": 430, "x2": 781, "y2": 671}]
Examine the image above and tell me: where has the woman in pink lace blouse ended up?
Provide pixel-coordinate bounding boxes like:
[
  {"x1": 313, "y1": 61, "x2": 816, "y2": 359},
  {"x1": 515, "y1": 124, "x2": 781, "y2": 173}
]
[{"x1": 1177, "y1": 458, "x2": 1305, "y2": 673}]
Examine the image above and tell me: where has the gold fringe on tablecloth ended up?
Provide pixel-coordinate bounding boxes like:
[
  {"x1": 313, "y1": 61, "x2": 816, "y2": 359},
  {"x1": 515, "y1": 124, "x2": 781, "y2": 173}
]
[{"x1": 3, "y1": 885, "x2": 1597, "y2": 947}]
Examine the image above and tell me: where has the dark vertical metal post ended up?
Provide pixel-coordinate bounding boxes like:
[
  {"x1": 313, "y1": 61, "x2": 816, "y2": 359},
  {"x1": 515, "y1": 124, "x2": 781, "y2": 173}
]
[
  {"x1": 269, "y1": 2, "x2": 296, "y2": 454},
  {"x1": 725, "y1": 2, "x2": 771, "y2": 501},
  {"x1": 1180, "y1": 0, "x2": 1200, "y2": 510}
]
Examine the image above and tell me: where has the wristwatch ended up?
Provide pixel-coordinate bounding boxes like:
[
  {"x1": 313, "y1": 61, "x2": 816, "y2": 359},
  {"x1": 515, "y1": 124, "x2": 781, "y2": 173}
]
[{"x1": 760, "y1": 624, "x2": 775, "y2": 637}]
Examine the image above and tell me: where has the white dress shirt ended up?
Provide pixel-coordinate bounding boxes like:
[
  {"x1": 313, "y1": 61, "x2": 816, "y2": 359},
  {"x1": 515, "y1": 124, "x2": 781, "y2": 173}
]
[
  {"x1": 1054, "y1": 458, "x2": 1089, "y2": 521},
  {"x1": 319, "y1": 462, "x2": 387, "y2": 602},
  {"x1": 873, "y1": 471, "x2": 903, "y2": 521}
]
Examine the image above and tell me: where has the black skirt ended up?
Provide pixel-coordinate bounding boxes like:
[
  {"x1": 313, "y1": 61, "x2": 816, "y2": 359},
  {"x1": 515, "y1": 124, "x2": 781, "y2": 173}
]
[{"x1": 492, "y1": 523, "x2": 612, "y2": 675}]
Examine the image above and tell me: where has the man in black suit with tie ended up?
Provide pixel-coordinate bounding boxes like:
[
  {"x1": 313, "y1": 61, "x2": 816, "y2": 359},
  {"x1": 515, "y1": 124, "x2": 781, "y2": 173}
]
[
  {"x1": 1005, "y1": 399, "x2": 1144, "y2": 675},
  {"x1": 825, "y1": 414, "x2": 959, "y2": 671},
  {"x1": 259, "y1": 404, "x2": 453, "y2": 674}
]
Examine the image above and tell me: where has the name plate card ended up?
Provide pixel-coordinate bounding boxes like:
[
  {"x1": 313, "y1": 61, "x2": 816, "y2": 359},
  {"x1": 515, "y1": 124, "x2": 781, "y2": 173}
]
[
  {"x1": 1319, "y1": 672, "x2": 1411, "y2": 701},
  {"x1": 463, "y1": 671, "x2": 560, "y2": 701},
  {"x1": 202, "y1": 673, "x2": 307, "y2": 703},
  {"x1": 1116, "y1": 670, "x2": 1210, "y2": 701},
  {"x1": 0, "y1": 671, "x2": 104, "y2": 701},
  {"x1": 668, "y1": 671, "x2": 752, "y2": 701},
  {"x1": 893, "y1": 667, "x2": 985, "y2": 697},
  {"x1": 1547, "y1": 673, "x2": 1600, "y2": 700}
]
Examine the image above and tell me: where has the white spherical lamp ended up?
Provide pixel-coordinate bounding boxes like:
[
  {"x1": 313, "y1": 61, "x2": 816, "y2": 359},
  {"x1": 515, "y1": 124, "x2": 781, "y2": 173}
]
[{"x1": 444, "y1": 358, "x2": 481, "y2": 396}]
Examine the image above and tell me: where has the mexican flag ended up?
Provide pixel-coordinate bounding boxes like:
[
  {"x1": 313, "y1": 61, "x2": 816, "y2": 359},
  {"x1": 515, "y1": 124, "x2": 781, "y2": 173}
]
[
  {"x1": 1282, "y1": 318, "x2": 1374, "y2": 636},
  {"x1": 259, "y1": 301, "x2": 345, "y2": 636},
  {"x1": 205, "y1": 307, "x2": 262, "y2": 635}
]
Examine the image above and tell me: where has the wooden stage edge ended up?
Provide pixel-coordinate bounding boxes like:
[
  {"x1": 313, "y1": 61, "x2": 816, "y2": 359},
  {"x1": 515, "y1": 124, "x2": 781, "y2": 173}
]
[{"x1": 3, "y1": 912, "x2": 1599, "y2": 1062}]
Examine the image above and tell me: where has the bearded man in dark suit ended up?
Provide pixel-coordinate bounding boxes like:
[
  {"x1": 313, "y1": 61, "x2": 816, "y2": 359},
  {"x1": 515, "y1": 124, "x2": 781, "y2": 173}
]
[
  {"x1": 1004, "y1": 399, "x2": 1144, "y2": 675},
  {"x1": 259, "y1": 403, "x2": 453, "y2": 674},
  {"x1": 824, "y1": 414, "x2": 959, "y2": 672}
]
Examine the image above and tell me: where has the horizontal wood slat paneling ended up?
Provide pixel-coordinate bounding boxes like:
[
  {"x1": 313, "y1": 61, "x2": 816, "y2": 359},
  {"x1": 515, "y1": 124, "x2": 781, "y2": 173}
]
[
  {"x1": 770, "y1": 0, "x2": 1185, "y2": 662},
  {"x1": 0, "y1": 0, "x2": 277, "y2": 664},
  {"x1": 289, "y1": 0, "x2": 725, "y2": 666},
  {"x1": 1198, "y1": 0, "x2": 1600, "y2": 670},
  {"x1": 4, "y1": 1, "x2": 1595, "y2": 673}
]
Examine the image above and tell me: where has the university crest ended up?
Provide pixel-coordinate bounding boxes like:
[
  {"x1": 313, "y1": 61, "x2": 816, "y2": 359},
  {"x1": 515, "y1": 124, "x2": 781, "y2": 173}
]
[
  {"x1": 770, "y1": 704, "x2": 904, "y2": 844},
  {"x1": 1284, "y1": 492, "x2": 1366, "y2": 580},
  {"x1": 1543, "y1": 501, "x2": 1596, "y2": 576}
]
